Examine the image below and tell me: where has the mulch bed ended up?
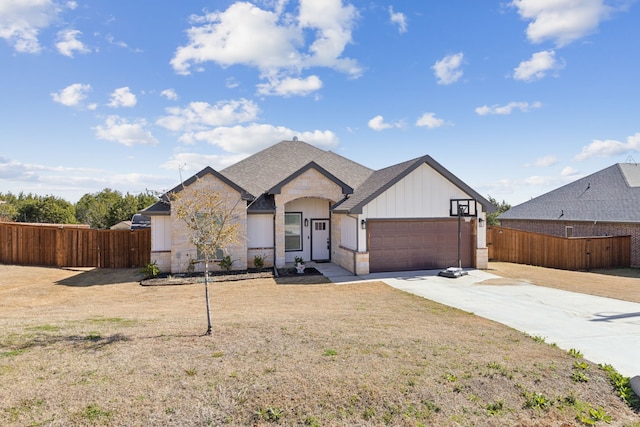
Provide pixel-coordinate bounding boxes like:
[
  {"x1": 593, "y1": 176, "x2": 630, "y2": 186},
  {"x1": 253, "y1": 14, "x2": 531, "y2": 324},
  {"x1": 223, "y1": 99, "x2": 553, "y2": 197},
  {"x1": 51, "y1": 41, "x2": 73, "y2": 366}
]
[{"x1": 140, "y1": 267, "x2": 323, "y2": 286}]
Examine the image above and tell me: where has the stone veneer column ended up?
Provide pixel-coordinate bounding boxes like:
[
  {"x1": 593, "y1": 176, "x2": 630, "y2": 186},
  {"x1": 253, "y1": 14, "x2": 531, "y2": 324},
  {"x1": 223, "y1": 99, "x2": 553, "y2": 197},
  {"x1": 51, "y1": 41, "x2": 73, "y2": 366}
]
[{"x1": 274, "y1": 200, "x2": 286, "y2": 267}]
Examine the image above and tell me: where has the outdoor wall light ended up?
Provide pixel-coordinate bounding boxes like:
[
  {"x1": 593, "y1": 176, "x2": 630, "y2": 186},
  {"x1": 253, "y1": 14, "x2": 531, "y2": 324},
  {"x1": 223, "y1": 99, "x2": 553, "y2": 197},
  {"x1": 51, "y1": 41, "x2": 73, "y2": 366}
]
[
  {"x1": 304, "y1": 218, "x2": 309, "y2": 227},
  {"x1": 478, "y1": 217, "x2": 485, "y2": 227},
  {"x1": 361, "y1": 219, "x2": 367, "y2": 229}
]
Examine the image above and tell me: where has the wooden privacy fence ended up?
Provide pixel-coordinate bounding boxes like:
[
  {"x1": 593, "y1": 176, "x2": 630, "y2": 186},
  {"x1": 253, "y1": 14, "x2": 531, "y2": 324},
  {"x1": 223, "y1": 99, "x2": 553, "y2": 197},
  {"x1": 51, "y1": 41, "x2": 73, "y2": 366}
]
[
  {"x1": 488, "y1": 226, "x2": 630, "y2": 270},
  {"x1": 0, "y1": 222, "x2": 150, "y2": 268}
]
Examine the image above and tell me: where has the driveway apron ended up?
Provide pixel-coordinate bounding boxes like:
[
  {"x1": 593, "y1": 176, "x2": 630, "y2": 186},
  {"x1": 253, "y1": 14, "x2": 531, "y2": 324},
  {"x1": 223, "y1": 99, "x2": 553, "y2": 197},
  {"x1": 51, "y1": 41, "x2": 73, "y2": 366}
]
[{"x1": 374, "y1": 269, "x2": 640, "y2": 378}]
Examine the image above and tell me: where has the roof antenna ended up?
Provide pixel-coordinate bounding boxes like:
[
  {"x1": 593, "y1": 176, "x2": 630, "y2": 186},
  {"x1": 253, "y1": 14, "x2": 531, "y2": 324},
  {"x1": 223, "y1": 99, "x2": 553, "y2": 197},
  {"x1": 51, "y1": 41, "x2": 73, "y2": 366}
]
[
  {"x1": 625, "y1": 155, "x2": 637, "y2": 165},
  {"x1": 179, "y1": 163, "x2": 186, "y2": 189},
  {"x1": 292, "y1": 136, "x2": 298, "y2": 141}
]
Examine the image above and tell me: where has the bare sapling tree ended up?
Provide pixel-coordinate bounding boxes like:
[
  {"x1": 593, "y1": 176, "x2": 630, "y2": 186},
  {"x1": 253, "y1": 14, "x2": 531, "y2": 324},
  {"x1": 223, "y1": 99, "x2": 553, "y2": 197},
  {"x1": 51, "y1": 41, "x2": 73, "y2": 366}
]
[{"x1": 171, "y1": 184, "x2": 242, "y2": 335}]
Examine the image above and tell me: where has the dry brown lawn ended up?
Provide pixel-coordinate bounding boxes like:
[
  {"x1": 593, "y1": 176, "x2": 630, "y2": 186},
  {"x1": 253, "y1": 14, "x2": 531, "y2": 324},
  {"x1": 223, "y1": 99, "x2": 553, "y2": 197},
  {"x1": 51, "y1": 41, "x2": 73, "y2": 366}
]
[
  {"x1": 487, "y1": 262, "x2": 640, "y2": 303},
  {"x1": 0, "y1": 263, "x2": 639, "y2": 426}
]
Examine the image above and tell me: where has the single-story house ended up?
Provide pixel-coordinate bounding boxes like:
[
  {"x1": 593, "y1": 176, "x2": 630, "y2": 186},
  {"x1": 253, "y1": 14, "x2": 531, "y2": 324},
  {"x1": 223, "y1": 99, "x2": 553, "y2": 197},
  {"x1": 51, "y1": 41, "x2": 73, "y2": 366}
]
[
  {"x1": 142, "y1": 140, "x2": 495, "y2": 275},
  {"x1": 499, "y1": 162, "x2": 640, "y2": 267}
]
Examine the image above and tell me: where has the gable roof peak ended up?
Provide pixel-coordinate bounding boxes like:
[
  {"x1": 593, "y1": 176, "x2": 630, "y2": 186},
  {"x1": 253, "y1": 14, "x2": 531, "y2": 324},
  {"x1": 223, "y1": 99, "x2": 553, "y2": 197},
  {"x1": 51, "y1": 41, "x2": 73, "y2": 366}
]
[{"x1": 220, "y1": 139, "x2": 373, "y2": 197}]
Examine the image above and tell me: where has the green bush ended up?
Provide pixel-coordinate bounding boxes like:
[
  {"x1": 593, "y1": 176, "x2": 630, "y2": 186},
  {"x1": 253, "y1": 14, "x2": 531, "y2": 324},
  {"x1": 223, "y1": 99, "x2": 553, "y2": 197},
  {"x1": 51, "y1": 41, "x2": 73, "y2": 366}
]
[
  {"x1": 142, "y1": 261, "x2": 159, "y2": 278},
  {"x1": 253, "y1": 254, "x2": 266, "y2": 269},
  {"x1": 219, "y1": 254, "x2": 234, "y2": 271}
]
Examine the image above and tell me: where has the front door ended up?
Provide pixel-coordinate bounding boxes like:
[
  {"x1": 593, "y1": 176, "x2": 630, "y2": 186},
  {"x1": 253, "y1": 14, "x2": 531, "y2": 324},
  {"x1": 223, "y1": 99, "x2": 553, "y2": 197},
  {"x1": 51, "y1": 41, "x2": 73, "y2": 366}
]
[{"x1": 311, "y1": 219, "x2": 330, "y2": 261}]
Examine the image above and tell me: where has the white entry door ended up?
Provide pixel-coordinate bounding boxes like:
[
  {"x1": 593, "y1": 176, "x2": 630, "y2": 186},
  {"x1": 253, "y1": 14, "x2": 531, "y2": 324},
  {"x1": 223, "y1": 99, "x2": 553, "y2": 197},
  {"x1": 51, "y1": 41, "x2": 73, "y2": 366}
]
[{"x1": 311, "y1": 219, "x2": 330, "y2": 261}]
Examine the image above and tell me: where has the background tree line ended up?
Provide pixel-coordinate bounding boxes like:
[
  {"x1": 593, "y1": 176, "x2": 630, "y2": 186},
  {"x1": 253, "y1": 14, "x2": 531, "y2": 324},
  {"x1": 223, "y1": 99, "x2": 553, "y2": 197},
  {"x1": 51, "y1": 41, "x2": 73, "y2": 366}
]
[
  {"x1": 0, "y1": 189, "x2": 157, "y2": 229},
  {"x1": 0, "y1": 190, "x2": 511, "y2": 229}
]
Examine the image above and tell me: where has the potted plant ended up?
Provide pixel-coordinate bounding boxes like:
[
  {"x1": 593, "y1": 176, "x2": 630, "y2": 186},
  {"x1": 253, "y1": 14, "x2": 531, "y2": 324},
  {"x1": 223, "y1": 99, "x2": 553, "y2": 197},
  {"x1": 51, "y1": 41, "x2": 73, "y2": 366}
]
[{"x1": 294, "y1": 256, "x2": 306, "y2": 274}]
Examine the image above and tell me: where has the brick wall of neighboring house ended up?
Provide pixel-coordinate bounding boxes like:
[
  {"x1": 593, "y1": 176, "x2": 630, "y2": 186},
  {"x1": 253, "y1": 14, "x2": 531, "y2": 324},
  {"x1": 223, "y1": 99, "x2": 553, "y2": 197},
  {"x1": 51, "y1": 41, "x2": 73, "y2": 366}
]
[{"x1": 499, "y1": 219, "x2": 640, "y2": 267}]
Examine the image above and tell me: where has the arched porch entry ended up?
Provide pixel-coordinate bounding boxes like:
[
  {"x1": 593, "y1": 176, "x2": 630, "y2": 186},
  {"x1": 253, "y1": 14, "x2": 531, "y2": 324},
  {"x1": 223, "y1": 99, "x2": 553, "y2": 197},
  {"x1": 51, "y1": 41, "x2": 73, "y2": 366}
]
[{"x1": 283, "y1": 197, "x2": 332, "y2": 264}]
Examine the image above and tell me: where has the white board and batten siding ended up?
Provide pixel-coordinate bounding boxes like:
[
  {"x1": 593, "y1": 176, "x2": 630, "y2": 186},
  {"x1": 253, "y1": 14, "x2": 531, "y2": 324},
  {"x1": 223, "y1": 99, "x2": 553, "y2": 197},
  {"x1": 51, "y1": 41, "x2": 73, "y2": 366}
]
[
  {"x1": 362, "y1": 163, "x2": 472, "y2": 219},
  {"x1": 150, "y1": 216, "x2": 172, "y2": 251},
  {"x1": 247, "y1": 214, "x2": 274, "y2": 248},
  {"x1": 340, "y1": 215, "x2": 358, "y2": 251}
]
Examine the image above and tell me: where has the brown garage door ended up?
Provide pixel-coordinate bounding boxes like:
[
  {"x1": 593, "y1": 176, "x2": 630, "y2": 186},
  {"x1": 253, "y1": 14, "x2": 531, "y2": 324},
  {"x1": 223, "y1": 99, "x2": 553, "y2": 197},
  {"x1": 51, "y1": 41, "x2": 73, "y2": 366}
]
[{"x1": 368, "y1": 219, "x2": 473, "y2": 273}]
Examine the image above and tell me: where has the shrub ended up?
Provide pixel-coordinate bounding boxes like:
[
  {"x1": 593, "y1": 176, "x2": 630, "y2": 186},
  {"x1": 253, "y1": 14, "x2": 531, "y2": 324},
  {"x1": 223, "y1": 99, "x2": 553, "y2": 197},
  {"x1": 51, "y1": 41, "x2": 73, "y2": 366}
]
[
  {"x1": 141, "y1": 261, "x2": 159, "y2": 278},
  {"x1": 219, "y1": 254, "x2": 234, "y2": 271},
  {"x1": 253, "y1": 253, "x2": 266, "y2": 269}
]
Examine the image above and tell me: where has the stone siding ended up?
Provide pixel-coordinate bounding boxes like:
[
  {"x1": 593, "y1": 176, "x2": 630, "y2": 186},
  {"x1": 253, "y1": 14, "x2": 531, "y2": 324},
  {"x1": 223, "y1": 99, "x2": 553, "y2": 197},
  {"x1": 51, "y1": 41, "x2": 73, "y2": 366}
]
[
  {"x1": 247, "y1": 248, "x2": 274, "y2": 268},
  {"x1": 274, "y1": 168, "x2": 346, "y2": 267},
  {"x1": 169, "y1": 175, "x2": 248, "y2": 273}
]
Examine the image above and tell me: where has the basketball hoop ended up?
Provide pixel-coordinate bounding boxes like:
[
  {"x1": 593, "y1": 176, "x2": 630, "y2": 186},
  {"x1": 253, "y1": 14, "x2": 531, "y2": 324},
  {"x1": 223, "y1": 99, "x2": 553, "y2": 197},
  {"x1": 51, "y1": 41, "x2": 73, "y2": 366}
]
[{"x1": 439, "y1": 198, "x2": 477, "y2": 278}]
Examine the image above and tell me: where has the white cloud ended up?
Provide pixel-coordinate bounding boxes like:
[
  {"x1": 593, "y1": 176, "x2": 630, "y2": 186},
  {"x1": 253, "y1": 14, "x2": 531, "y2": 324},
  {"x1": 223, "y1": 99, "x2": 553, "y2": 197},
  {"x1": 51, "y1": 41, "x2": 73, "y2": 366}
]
[
  {"x1": 389, "y1": 6, "x2": 407, "y2": 33},
  {"x1": 574, "y1": 132, "x2": 640, "y2": 160},
  {"x1": 257, "y1": 75, "x2": 323, "y2": 97},
  {"x1": 368, "y1": 115, "x2": 404, "y2": 131},
  {"x1": 0, "y1": 0, "x2": 60, "y2": 53},
  {"x1": 561, "y1": 166, "x2": 579, "y2": 177},
  {"x1": 432, "y1": 52, "x2": 464, "y2": 85},
  {"x1": 416, "y1": 112, "x2": 445, "y2": 129},
  {"x1": 513, "y1": 50, "x2": 563, "y2": 82},
  {"x1": 510, "y1": 0, "x2": 614, "y2": 47},
  {"x1": 156, "y1": 99, "x2": 259, "y2": 134},
  {"x1": 106, "y1": 34, "x2": 128, "y2": 49},
  {"x1": 160, "y1": 152, "x2": 248, "y2": 173},
  {"x1": 108, "y1": 87, "x2": 137, "y2": 108},
  {"x1": 0, "y1": 156, "x2": 35, "y2": 181},
  {"x1": 170, "y1": 0, "x2": 360, "y2": 95},
  {"x1": 181, "y1": 123, "x2": 339, "y2": 154},
  {"x1": 94, "y1": 115, "x2": 158, "y2": 146},
  {"x1": 475, "y1": 101, "x2": 542, "y2": 116},
  {"x1": 161, "y1": 88, "x2": 178, "y2": 101},
  {"x1": 55, "y1": 29, "x2": 90, "y2": 57},
  {"x1": 528, "y1": 155, "x2": 558, "y2": 167},
  {"x1": 51, "y1": 83, "x2": 91, "y2": 107}
]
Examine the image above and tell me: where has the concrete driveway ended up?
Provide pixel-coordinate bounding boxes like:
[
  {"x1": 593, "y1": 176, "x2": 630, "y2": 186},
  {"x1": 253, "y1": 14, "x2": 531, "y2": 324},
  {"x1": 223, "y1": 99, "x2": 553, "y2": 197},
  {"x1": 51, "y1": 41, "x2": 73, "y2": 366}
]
[{"x1": 314, "y1": 263, "x2": 640, "y2": 378}]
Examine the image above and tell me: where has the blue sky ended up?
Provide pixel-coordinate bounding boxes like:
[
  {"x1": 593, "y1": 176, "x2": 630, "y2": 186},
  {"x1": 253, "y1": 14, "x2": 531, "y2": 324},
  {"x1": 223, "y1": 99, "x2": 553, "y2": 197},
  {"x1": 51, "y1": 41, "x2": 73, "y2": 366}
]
[{"x1": 1, "y1": 0, "x2": 639, "y2": 205}]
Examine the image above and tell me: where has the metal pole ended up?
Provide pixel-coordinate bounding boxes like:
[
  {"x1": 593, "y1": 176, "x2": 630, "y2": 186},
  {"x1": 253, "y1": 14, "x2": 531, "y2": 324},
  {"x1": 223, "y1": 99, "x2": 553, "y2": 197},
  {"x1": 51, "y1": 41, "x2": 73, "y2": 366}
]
[{"x1": 457, "y1": 205, "x2": 462, "y2": 269}]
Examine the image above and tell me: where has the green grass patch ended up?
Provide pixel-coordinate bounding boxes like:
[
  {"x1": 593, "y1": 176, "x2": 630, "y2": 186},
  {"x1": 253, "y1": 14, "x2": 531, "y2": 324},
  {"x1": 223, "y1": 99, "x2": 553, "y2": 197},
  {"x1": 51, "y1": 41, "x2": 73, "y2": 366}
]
[
  {"x1": 1, "y1": 348, "x2": 28, "y2": 357},
  {"x1": 78, "y1": 403, "x2": 112, "y2": 423},
  {"x1": 27, "y1": 324, "x2": 61, "y2": 332},
  {"x1": 599, "y1": 364, "x2": 640, "y2": 410}
]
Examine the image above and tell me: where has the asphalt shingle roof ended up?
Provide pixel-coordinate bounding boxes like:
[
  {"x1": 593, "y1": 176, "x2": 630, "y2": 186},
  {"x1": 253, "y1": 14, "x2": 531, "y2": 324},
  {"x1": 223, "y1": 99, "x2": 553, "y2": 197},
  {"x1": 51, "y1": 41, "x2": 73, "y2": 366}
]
[
  {"x1": 142, "y1": 140, "x2": 496, "y2": 216},
  {"x1": 499, "y1": 163, "x2": 640, "y2": 223},
  {"x1": 220, "y1": 140, "x2": 373, "y2": 198},
  {"x1": 334, "y1": 154, "x2": 496, "y2": 214}
]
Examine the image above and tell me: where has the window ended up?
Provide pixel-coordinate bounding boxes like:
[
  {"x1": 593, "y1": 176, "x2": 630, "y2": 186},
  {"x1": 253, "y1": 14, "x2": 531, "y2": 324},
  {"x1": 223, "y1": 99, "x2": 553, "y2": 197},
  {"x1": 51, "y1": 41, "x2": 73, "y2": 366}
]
[
  {"x1": 285, "y1": 212, "x2": 302, "y2": 251},
  {"x1": 197, "y1": 247, "x2": 225, "y2": 261},
  {"x1": 565, "y1": 226, "x2": 574, "y2": 238}
]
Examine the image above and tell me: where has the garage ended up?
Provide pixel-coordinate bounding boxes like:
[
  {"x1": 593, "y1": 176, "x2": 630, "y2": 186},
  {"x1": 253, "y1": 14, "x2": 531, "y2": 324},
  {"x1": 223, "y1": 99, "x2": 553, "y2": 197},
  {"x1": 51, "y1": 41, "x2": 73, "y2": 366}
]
[{"x1": 368, "y1": 219, "x2": 473, "y2": 272}]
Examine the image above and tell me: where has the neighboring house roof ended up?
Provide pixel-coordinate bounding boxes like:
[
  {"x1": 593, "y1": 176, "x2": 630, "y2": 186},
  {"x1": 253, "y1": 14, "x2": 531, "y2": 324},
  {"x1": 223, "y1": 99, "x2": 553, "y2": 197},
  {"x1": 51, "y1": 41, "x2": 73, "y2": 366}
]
[
  {"x1": 499, "y1": 163, "x2": 640, "y2": 223},
  {"x1": 334, "y1": 155, "x2": 496, "y2": 214},
  {"x1": 110, "y1": 220, "x2": 132, "y2": 230},
  {"x1": 220, "y1": 140, "x2": 373, "y2": 198}
]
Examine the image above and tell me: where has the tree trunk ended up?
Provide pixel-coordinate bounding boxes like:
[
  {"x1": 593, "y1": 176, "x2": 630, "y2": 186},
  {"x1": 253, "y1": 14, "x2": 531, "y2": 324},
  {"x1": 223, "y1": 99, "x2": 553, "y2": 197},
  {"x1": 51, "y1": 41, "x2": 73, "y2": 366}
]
[{"x1": 204, "y1": 254, "x2": 212, "y2": 336}]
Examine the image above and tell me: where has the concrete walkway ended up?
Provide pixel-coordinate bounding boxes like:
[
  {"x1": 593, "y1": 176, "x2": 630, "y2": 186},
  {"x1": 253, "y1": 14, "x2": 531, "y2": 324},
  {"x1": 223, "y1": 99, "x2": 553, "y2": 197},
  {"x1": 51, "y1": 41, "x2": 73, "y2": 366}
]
[{"x1": 311, "y1": 263, "x2": 640, "y2": 378}]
